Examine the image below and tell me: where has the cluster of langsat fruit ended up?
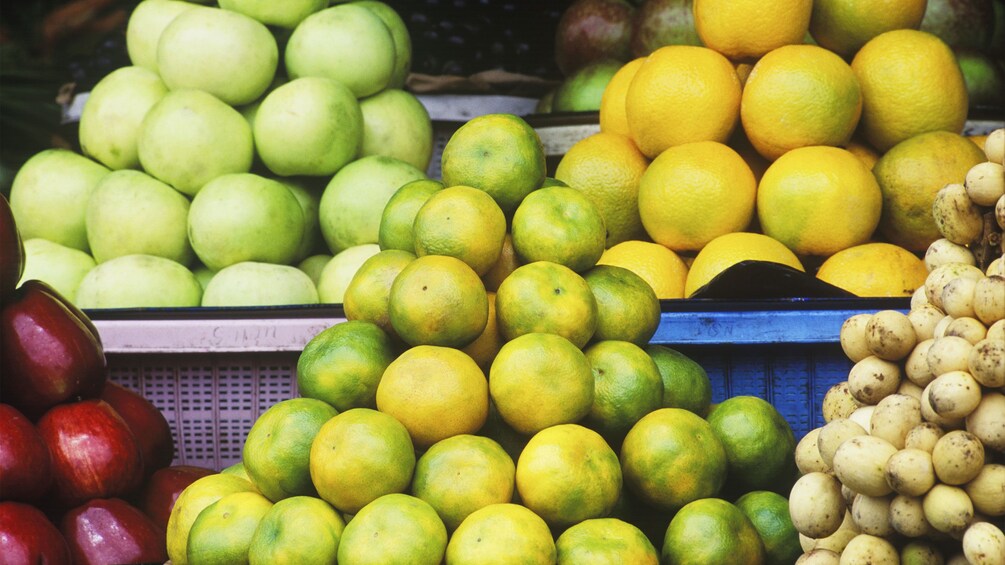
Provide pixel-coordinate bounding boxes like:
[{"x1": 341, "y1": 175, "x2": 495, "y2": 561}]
[{"x1": 786, "y1": 129, "x2": 1005, "y2": 564}]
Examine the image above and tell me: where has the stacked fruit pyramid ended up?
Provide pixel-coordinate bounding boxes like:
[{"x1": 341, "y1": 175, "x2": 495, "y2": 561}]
[
  {"x1": 790, "y1": 140, "x2": 1005, "y2": 563},
  {"x1": 159, "y1": 105, "x2": 809, "y2": 563}
]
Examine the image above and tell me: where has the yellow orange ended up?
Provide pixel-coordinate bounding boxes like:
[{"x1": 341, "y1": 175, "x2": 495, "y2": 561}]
[
  {"x1": 815, "y1": 242, "x2": 927, "y2": 297},
  {"x1": 809, "y1": 0, "x2": 928, "y2": 58},
  {"x1": 638, "y1": 141, "x2": 756, "y2": 252},
  {"x1": 693, "y1": 0, "x2": 812, "y2": 62},
  {"x1": 599, "y1": 57, "x2": 645, "y2": 138},
  {"x1": 684, "y1": 232, "x2": 804, "y2": 297},
  {"x1": 596, "y1": 240, "x2": 689, "y2": 300},
  {"x1": 625, "y1": 46, "x2": 742, "y2": 158}
]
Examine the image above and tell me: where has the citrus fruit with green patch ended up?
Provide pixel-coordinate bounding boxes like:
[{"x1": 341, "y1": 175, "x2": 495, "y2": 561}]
[
  {"x1": 584, "y1": 264, "x2": 660, "y2": 345},
  {"x1": 411, "y1": 434, "x2": 515, "y2": 531},
  {"x1": 387, "y1": 254, "x2": 488, "y2": 347},
  {"x1": 516, "y1": 423, "x2": 622, "y2": 528},
  {"x1": 872, "y1": 130, "x2": 988, "y2": 251},
  {"x1": 337, "y1": 493, "x2": 447, "y2": 565},
  {"x1": 413, "y1": 185, "x2": 507, "y2": 275},
  {"x1": 296, "y1": 320, "x2": 397, "y2": 411},
  {"x1": 734, "y1": 490, "x2": 803, "y2": 565},
  {"x1": 440, "y1": 113, "x2": 546, "y2": 213},
  {"x1": 706, "y1": 395, "x2": 798, "y2": 495},
  {"x1": 756, "y1": 145, "x2": 881, "y2": 256},
  {"x1": 353, "y1": 0, "x2": 411, "y2": 88},
  {"x1": 309, "y1": 408, "x2": 415, "y2": 514},
  {"x1": 376, "y1": 345, "x2": 489, "y2": 449},
  {"x1": 645, "y1": 344, "x2": 712, "y2": 417},
  {"x1": 186, "y1": 491, "x2": 273, "y2": 565},
  {"x1": 242, "y1": 397, "x2": 339, "y2": 501},
  {"x1": 166, "y1": 473, "x2": 257, "y2": 565},
  {"x1": 662, "y1": 497, "x2": 766, "y2": 564},
  {"x1": 342, "y1": 249, "x2": 415, "y2": 336},
  {"x1": 495, "y1": 260, "x2": 597, "y2": 348},
  {"x1": 489, "y1": 332, "x2": 595, "y2": 435},
  {"x1": 583, "y1": 340, "x2": 664, "y2": 446},
  {"x1": 377, "y1": 178, "x2": 444, "y2": 252},
  {"x1": 554, "y1": 131, "x2": 649, "y2": 247},
  {"x1": 620, "y1": 408, "x2": 728, "y2": 512},
  {"x1": 555, "y1": 517, "x2": 659, "y2": 565},
  {"x1": 511, "y1": 185, "x2": 607, "y2": 273},
  {"x1": 248, "y1": 496, "x2": 345, "y2": 565},
  {"x1": 445, "y1": 503, "x2": 556, "y2": 565}
]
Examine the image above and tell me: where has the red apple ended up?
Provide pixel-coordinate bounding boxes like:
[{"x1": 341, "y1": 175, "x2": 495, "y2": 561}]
[
  {"x1": 100, "y1": 381, "x2": 175, "y2": 476},
  {"x1": 60, "y1": 498, "x2": 167, "y2": 565},
  {"x1": 0, "y1": 403, "x2": 52, "y2": 502},
  {"x1": 0, "y1": 194, "x2": 24, "y2": 306},
  {"x1": 1, "y1": 279, "x2": 107, "y2": 420},
  {"x1": 36, "y1": 399, "x2": 144, "y2": 508},
  {"x1": 0, "y1": 501, "x2": 71, "y2": 565},
  {"x1": 137, "y1": 464, "x2": 216, "y2": 531}
]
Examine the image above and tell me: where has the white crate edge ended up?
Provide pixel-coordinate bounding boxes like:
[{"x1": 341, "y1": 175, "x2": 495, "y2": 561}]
[{"x1": 93, "y1": 317, "x2": 345, "y2": 354}]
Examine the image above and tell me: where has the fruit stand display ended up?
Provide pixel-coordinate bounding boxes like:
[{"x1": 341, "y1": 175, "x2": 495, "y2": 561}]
[{"x1": 3, "y1": 0, "x2": 1005, "y2": 564}]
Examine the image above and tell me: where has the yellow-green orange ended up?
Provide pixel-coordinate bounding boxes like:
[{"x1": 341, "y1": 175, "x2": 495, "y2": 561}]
[
  {"x1": 440, "y1": 113, "x2": 546, "y2": 213},
  {"x1": 620, "y1": 408, "x2": 728, "y2": 511},
  {"x1": 511, "y1": 185, "x2": 606, "y2": 273},
  {"x1": 410, "y1": 434, "x2": 515, "y2": 531},
  {"x1": 646, "y1": 345, "x2": 713, "y2": 418},
  {"x1": 445, "y1": 503, "x2": 556, "y2": 565},
  {"x1": 336, "y1": 494, "x2": 447, "y2": 565},
  {"x1": 583, "y1": 265, "x2": 660, "y2": 345},
  {"x1": 242, "y1": 397, "x2": 339, "y2": 501},
  {"x1": 515, "y1": 424, "x2": 622, "y2": 527},
  {"x1": 851, "y1": 29, "x2": 968, "y2": 152},
  {"x1": 872, "y1": 130, "x2": 987, "y2": 251},
  {"x1": 296, "y1": 320, "x2": 397, "y2": 411},
  {"x1": 186, "y1": 491, "x2": 273, "y2": 565},
  {"x1": 583, "y1": 340, "x2": 664, "y2": 445},
  {"x1": 376, "y1": 345, "x2": 489, "y2": 449},
  {"x1": 756, "y1": 145, "x2": 881, "y2": 256},
  {"x1": 706, "y1": 395, "x2": 797, "y2": 493},
  {"x1": 377, "y1": 178, "x2": 443, "y2": 252},
  {"x1": 554, "y1": 131, "x2": 649, "y2": 247},
  {"x1": 552, "y1": 59, "x2": 622, "y2": 112},
  {"x1": 308, "y1": 408, "x2": 415, "y2": 514},
  {"x1": 735, "y1": 490, "x2": 803, "y2": 565},
  {"x1": 248, "y1": 496, "x2": 346, "y2": 565},
  {"x1": 488, "y1": 333, "x2": 595, "y2": 435},
  {"x1": 413, "y1": 184, "x2": 507, "y2": 275},
  {"x1": 662, "y1": 497, "x2": 766, "y2": 565},
  {"x1": 555, "y1": 518, "x2": 659, "y2": 565},
  {"x1": 342, "y1": 249, "x2": 415, "y2": 336},
  {"x1": 809, "y1": 0, "x2": 928, "y2": 58},
  {"x1": 740, "y1": 44, "x2": 862, "y2": 161},
  {"x1": 388, "y1": 254, "x2": 488, "y2": 347},
  {"x1": 638, "y1": 141, "x2": 756, "y2": 252},
  {"x1": 460, "y1": 291, "x2": 505, "y2": 373},
  {"x1": 166, "y1": 473, "x2": 257, "y2": 565},
  {"x1": 495, "y1": 261, "x2": 597, "y2": 348},
  {"x1": 684, "y1": 232, "x2": 804, "y2": 297}
]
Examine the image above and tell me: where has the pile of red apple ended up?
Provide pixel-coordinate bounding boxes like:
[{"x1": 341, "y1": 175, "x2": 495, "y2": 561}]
[{"x1": 1, "y1": 194, "x2": 214, "y2": 564}]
